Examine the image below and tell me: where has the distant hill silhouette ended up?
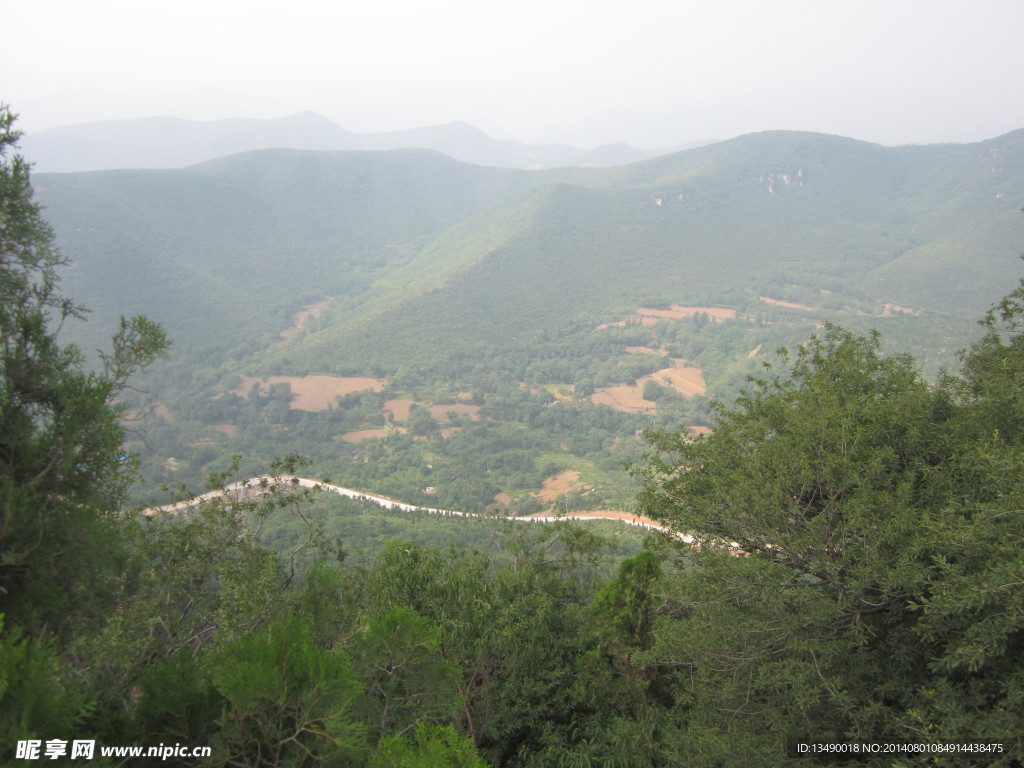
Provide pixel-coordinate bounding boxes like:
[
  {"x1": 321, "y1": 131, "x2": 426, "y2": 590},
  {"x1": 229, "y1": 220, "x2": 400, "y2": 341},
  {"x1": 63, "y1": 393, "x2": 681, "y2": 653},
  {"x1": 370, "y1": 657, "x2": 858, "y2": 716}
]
[{"x1": 21, "y1": 112, "x2": 703, "y2": 172}]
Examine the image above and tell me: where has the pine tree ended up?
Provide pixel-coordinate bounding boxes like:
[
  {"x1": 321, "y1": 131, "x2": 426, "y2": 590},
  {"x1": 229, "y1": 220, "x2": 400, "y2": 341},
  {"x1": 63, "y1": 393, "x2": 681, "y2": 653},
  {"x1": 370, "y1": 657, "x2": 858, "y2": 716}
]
[{"x1": 0, "y1": 104, "x2": 169, "y2": 633}]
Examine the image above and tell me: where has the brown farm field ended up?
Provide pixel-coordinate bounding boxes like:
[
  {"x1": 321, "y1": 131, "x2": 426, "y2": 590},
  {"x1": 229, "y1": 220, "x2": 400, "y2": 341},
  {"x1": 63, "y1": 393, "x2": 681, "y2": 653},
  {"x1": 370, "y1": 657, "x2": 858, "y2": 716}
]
[
  {"x1": 337, "y1": 428, "x2": 391, "y2": 443},
  {"x1": 758, "y1": 296, "x2": 814, "y2": 311},
  {"x1": 592, "y1": 357, "x2": 706, "y2": 413},
  {"x1": 637, "y1": 305, "x2": 737, "y2": 321},
  {"x1": 383, "y1": 399, "x2": 415, "y2": 421},
  {"x1": 428, "y1": 404, "x2": 482, "y2": 423},
  {"x1": 533, "y1": 470, "x2": 587, "y2": 503},
  {"x1": 232, "y1": 375, "x2": 387, "y2": 411},
  {"x1": 599, "y1": 305, "x2": 736, "y2": 329},
  {"x1": 647, "y1": 366, "x2": 706, "y2": 397},
  {"x1": 591, "y1": 386, "x2": 656, "y2": 412}
]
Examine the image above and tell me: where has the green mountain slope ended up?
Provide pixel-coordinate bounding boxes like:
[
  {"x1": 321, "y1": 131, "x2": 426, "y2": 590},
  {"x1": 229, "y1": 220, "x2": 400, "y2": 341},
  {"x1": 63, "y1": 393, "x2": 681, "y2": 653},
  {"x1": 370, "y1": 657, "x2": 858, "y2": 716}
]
[
  {"x1": 259, "y1": 130, "x2": 1024, "y2": 374},
  {"x1": 37, "y1": 148, "x2": 550, "y2": 356},
  {"x1": 32, "y1": 127, "x2": 1024, "y2": 511},
  {"x1": 38, "y1": 129, "x2": 1024, "y2": 374}
]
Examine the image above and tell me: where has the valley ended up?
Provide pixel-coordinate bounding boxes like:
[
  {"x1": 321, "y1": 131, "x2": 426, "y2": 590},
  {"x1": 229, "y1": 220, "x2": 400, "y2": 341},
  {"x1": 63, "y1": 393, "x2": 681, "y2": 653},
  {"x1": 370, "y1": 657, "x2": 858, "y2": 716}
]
[
  {"x1": 9, "y1": 0, "x2": 1024, "y2": 758},
  {"x1": 9, "y1": 102, "x2": 1024, "y2": 766},
  {"x1": 32, "y1": 127, "x2": 1024, "y2": 517}
]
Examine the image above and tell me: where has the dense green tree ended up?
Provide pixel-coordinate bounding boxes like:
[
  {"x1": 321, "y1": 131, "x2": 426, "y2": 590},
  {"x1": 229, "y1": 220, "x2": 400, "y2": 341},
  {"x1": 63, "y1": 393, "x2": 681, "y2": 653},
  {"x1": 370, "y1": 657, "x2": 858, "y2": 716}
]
[
  {"x1": 634, "y1": 312, "x2": 1024, "y2": 765},
  {"x1": 351, "y1": 605, "x2": 459, "y2": 741},
  {"x1": 591, "y1": 551, "x2": 662, "y2": 655},
  {"x1": 129, "y1": 617, "x2": 366, "y2": 768},
  {"x1": 0, "y1": 104, "x2": 169, "y2": 632},
  {"x1": 0, "y1": 616, "x2": 92, "y2": 745},
  {"x1": 900, "y1": 282, "x2": 1024, "y2": 752},
  {"x1": 209, "y1": 616, "x2": 366, "y2": 767},
  {"x1": 0, "y1": 103, "x2": 169, "y2": 756},
  {"x1": 369, "y1": 722, "x2": 488, "y2": 768}
]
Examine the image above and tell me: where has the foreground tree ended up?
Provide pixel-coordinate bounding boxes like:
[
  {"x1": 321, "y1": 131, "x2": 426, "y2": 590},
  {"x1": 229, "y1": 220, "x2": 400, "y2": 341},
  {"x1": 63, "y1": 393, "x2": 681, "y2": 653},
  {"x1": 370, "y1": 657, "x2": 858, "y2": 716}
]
[
  {"x1": 635, "y1": 315, "x2": 1024, "y2": 765},
  {"x1": 0, "y1": 104, "x2": 169, "y2": 632}
]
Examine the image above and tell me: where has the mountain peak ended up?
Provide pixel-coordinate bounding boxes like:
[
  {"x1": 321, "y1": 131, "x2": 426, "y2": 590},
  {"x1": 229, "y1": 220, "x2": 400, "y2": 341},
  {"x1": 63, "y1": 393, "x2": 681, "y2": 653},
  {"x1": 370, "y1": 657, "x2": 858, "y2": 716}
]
[{"x1": 280, "y1": 111, "x2": 338, "y2": 126}]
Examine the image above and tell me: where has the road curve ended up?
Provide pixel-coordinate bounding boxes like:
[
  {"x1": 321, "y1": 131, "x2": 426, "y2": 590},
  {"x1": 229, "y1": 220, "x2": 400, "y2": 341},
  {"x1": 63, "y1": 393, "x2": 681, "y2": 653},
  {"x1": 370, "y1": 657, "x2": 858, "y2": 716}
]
[{"x1": 143, "y1": 475, "x2": 696, "y2": 544}]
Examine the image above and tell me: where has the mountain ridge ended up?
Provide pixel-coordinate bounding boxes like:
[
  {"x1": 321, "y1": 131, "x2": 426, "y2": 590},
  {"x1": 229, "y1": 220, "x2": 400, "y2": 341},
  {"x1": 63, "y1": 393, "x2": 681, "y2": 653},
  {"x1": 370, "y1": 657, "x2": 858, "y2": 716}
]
[
  {"x1": 34, "y1": 128, "x2": 1024, "y2": 378},
  {"x1": 21, "y1": 111, "x2": 701, "y2": 172}
]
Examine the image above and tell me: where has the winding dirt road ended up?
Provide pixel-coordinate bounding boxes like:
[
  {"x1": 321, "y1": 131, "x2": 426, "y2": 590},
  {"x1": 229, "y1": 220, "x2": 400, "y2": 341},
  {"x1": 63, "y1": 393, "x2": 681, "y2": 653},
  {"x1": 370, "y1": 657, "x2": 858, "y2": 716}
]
[{"x1": 144, "y1": 476, "x2": 696, "y2": 544}]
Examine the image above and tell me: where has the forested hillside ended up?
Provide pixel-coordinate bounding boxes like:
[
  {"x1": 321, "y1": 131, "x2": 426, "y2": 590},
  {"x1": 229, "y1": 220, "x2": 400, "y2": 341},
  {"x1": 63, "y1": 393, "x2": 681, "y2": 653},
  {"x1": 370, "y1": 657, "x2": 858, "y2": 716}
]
[
  {"x1": 32, "y1": 128, "x2": 1024, "y2": 510},
  {"x1": 5, "y1": 102, "x2": 1024, "y2": 765},
  {"x1": 39, "y1": 129, "x2": 1024, "y2": 363}
]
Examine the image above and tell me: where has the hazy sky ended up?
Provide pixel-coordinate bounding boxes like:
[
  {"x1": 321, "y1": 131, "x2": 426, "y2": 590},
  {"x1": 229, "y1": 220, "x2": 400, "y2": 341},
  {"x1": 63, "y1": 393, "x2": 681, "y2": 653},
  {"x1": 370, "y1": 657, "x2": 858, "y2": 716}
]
[{"x1": 7, "y1": 0, "x2": 1024, "y2": 148}]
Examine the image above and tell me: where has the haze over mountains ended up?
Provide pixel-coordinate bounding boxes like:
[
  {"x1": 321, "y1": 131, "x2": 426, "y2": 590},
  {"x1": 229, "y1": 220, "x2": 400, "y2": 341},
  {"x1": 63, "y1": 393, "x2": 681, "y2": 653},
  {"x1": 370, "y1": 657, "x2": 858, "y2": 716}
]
[
  {"x1": 21, "y1": 112, "x2": 704, "y2": 173},
  {"x1": 35, "y1": 125, "x2": 1024, "y2": 372}
]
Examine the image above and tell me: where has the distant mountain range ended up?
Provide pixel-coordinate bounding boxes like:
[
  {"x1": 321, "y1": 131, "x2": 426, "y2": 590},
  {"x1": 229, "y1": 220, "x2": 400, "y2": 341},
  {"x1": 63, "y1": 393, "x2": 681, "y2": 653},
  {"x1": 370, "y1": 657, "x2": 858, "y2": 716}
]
[
  {"x1": 21, "y1": 112, "x2": 706, "y2": 172},
  {"x1": 34, "y1": 127, "x2": 1024, "y2": 382}
]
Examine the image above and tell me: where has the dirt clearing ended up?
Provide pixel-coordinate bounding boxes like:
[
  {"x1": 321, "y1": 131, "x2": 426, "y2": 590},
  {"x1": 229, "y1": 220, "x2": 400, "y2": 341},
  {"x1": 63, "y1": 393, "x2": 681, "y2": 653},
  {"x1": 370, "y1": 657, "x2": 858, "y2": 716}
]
[
  {"x1": 383, "y1": 399, "x2": 415, "y2": 421},
  {"x1": 337, "y1": 429, "x2": 390, "y2": 443},
  {"x1": 593, "y1": 356, "x2": 705, "y2": 412},
  {"x1": 637, "y1": 305, "x2": 736, "y2": 321},
  {"x1": 233, "y1": 375, "x2": 387, "y2": 411},
  {"x1": 600, "y1": 305, "x2": 736, "y2": 329},
  {"x1": 428, "y1": 404, "x2": 481, "y2": 423},
  {"x1": 759, "y1": 296, "x2": 814, "y2": 311},
  {"x1": 533, "y1": 470, "x2": 587, "y2": 503},
  {"x1": 591, "y1": 386, "x2": 657, "y2": 412},
  {"x1": 279, "y1": 299, "x2": 331, "y2": 341},
  {"x1": 647, "y1": 366, "x2": 706, "y2": 397}
]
